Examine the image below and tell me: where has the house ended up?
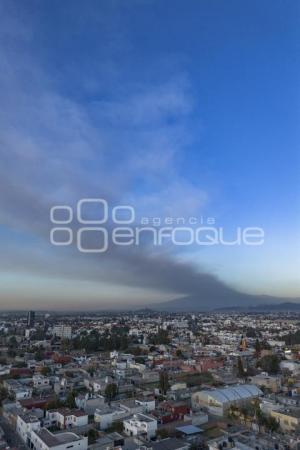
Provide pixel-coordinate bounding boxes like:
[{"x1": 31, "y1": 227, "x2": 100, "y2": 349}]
[
  {"x1": 4, "y1": 379, "x2": 32, "y2": 400},
  {"x1": 194, "y1": 357, "x2": 224, "y2": 372},
  {"x1": 46, "y1": 408, "x2": 88, "y2": 429},
  {"x1": 30, "y1": 428, "x2": 88, "y2": 450},
  {"x1": 119, "y1": 399, "x2": 144, "y2": 415},
  {"x1": 184, "y1": 410, "x2": 208, "y2": 426},
  {"x1": 94, "y1": 406, "x2": 129, "y2": 430},
  {"x1": 249, "y1": 373, "x2": 281, "y2": 393},
  {"x1": 135, "y1": 396, "x2": 156, "y2": 412},
  {"x1": 89, "y1": 432, "x2": 124, "y2": 450},
  {"x1": 175, "y1": 425, "x2": 203, "y2": 444},
  {"x1": 155, "y1": 401, "x2": 190, "y2": 424},
  {"x1": 33, "y1": 374, "x2": 51, "y2": 389},
  {"x1": 18, "y1": 395, "x2": 55, "y2": 410},
  {"x1": 75, "y1": 393, "x2": 105, "y2": 414},
  {"x1": 123, "y1": 413, "x2": 157, "y2": 440}
]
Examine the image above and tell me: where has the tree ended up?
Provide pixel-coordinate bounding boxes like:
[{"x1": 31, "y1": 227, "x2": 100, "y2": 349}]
[
  {"x1": 157, "y1": 429, "x2": 169, "y2": 439},
  {"x1": 246, "y1": 327, "x2": 256, "y2": 338},
  {"x1": 87, "y1": 428, "x2": 98, "y2": 444},
  {"x1": 106, "y1": 421, "x2": 124, "y2": 433},
  {"x1": 176, "y1": 349, "x2": 183, "y2": 358},
  {"x1": 87, "y1": 367, "x2": 95, "y2": 377},
  {"x1": 266, "y1": 416, "x2": 280, "y2": 432},
  {"x1": 0, "y1": 386, "x2": 8, "y2": 406},
  {"x1": 35, "y1": 348, "x2": 44, "y2": 361},
  {"x1": 285, "y1": 329, "x2": 300, "y2": 346},
  {"x1": 105, "y1": 383, "x2": 118, "y2": 403},
  {"x1": 149, "y1": 329, "x2": 170, "y2": 345},
  {"x1": 61, "y1": 339, "x2": 72, "y2": 353},
  {"x1": 65, "y1": 391, "x2": 76, "y2": 409},
  {"x1": 159, "y1": 370, "x2": 169, "y2": 395},
  {"x1": 45, "y1": 396, "x2": 63, "y2": 410},
  {"x1": 254, "y1": 339, "x2": 262, "y2": 356},
  {"x1": 237, "y1": 357, "x2": 246, "y2": 378},
  {"x1": 259, "y1": 355, "x2": 280, "y2": 374},
  {"x1": 8, "y1": 336, "x2": 17, "y2": 348},
  {"x1": 40, "y1": 366, "x2": 50, "y2": 376}
]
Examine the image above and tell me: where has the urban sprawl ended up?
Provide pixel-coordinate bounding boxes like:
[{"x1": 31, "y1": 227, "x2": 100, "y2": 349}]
[{"x1": 0, "y1": 310, "x2": 299, "y2": 450}]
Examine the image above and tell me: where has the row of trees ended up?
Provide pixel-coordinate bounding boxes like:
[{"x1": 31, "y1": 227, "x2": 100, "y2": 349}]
[
  {"x1": 285, "y1": 330, "x2": 300, "y2": 346},
  {"x1": 227, "y1": 401, "x2": 279, "y2": 432},
  {"x1": 237, "y1": 354, "x2": 280, "y2": 378}
]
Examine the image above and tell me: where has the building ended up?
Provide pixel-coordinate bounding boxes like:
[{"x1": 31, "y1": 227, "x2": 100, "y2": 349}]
[
  {"x1": 30, "y1": 428, "x2": 88, "y2": 450},
  {"x1": 46, "y1": 408, "x2": 88, "y2": 429},
  {"x1": 135, "y1": 397, "x2": 156, "y2": 412},
  {"x1": 192, "y1": 384, "x2": 262, "y2": 416},
  {"x1": 209, "y1": 436, "x2": 255, "y2": 450},
  {"x1": 53, "y1": 325, "x2": 72, "y2": 339},
  {"x1": 27, "y1": 310, "x2": 35, "y2": 328},
  {"x1": 17, "y1": 413, "x2": 41, "y2": 445},
  {"x1": 33, "y1": 375, "x2": 50, "y2": 389},
  {"x1": 143, "y1": 438, "x2": 190, "y2": 450},
  {"x1": 249, "y1": 373, "x2": 281, "y2": 393},
  {"x1": 75, "y1": 393, "x2": 105, "y2": 414},
  {"x1": 4, "y1": 379, "x2": 32, "y2": 400},
  {"x1": 123, "y1": 413, "x2": 157, "y2": 440},
  {"x1": 175, "y1": 425, "x2": 203, "y2": 444},
  {"x1": 94, "y1": 405, "x2": 132, "y2": 430},
  {"x1": 271, "y1": 408, "x2": 300, "y2": 432},
  {"x1": 155, "y1": 401, "x2": 190, "y2": 424}
]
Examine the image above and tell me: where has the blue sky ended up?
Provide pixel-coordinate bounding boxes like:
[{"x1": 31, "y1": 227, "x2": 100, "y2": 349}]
[{"x1": 0, "y1": 0, "x2": 299, "y2": 309}]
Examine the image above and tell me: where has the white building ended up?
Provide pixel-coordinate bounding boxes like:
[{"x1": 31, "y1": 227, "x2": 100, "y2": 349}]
[
  {"x1": 17, "y1": 413, "x2": 41, "y2": 445},
  {"x1": 33, "y1": 375, "x2": 50, "y2": 389},
  {"x1": 280, "y1": 360, "x2": 300, "y2": 374},
  {"x1": 94, "y1": 406, "x2": 130, "y2": 430},
  {"x1": 46, "y1": 408, "x2": 88, "y2": 429},
  {"x1": 53, "y1": 325, "x2": 72, "y2": 339},
  {"x1": 135, "y1": 398, "x2": 155, "y2": 412},
  {"x1": 123, "y1": 413, "x2": 157, "y2": 440},
  {"x1": 30, "y1": 428, "x2": 88, "y2": 450}
]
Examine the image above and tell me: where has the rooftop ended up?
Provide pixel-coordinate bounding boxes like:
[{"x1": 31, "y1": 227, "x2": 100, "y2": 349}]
[
  {"x1": 176, "y1": 425, "x2": 203, "y2": 435},
  {"x1": 34, "y1": 428, "x2": 83, "y2": 447}
]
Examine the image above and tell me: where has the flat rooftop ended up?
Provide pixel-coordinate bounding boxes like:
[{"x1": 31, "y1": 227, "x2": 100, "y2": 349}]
[{"x1": 35, "y1": 428, "x2": 83, "y2": 447}]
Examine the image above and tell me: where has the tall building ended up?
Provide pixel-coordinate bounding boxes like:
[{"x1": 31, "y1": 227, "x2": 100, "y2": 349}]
[
  {"x1": 27, "y1": 311, "x2": 35, "y2": 328},
  {"x1": 53, "y1": 324, "x2": 72, "y2": 339}
]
